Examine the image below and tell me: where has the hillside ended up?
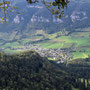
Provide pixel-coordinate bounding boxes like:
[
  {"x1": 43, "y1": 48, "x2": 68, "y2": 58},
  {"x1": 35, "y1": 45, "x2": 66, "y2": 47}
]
[
  {"x1": 0, "y1": 51, "x2": 90, "y2": 89},
  {"x1": 0, "y1": 51, "x2": 73, "y2": 89}
]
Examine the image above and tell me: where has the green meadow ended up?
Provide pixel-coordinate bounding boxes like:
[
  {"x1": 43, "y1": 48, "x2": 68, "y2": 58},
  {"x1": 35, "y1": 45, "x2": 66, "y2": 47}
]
[
  {"x1": 0, "y1": 30, "x2": 90, "y2": 60},
  {"x1": 37, "y1": 31, "x2": 90, "y2": 59}
]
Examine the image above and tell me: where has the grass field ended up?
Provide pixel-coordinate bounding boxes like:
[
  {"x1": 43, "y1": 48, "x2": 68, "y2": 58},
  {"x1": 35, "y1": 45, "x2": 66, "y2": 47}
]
[
  {"x1": 36, "y1": 31, "x2": 90, "y2": 59},
  {"x1": 0, "y1": 29, "x2": 90, "y2": 60}
]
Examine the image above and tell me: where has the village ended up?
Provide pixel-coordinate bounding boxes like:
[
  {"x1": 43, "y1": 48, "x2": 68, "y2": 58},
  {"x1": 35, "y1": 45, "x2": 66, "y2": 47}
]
[
  {"x1": 0, "y1": 43, "x2": 73, "y2": 63},
  {"x1": 10, "y1": 44, "x2": 73, "y2": 63}
]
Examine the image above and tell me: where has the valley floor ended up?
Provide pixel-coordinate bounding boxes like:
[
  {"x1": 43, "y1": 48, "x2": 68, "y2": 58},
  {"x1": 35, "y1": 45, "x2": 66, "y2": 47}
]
[{"x1": 0, "y1": 29, "x2": 90, "y2": 60}]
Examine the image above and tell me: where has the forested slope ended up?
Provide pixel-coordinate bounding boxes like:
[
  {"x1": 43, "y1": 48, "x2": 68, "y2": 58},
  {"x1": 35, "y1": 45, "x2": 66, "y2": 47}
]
[
  {"x1": 0, "y1": 51, "x2": 72, "y2": 90},
  {"x1": 0, "y1": 51, "x2": 90, "y2": 90}
]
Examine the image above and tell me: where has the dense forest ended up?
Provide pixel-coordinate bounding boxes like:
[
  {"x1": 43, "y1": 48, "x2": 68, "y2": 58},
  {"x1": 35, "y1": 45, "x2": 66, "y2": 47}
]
[
  {"x1": 0, "y1": 0, "x2": 90, "y2": 90},
  {"x1": 0, "y1": 51, "x2": 90, "y2": 90}
]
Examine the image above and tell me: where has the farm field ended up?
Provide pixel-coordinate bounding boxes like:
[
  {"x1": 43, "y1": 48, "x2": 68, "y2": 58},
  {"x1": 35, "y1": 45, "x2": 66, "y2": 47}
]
[
  {"x1": 37, "y1": 32, "x2": 90, "y2": 59},
  {"x1": 0, "y1": 30, "x2": 90, "y2": 60}
]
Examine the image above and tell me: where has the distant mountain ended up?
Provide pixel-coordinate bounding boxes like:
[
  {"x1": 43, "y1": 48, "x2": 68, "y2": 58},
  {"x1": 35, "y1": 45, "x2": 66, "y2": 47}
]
[{"x1": 0, "y1": 0, "x2": 90, "y2": 41}]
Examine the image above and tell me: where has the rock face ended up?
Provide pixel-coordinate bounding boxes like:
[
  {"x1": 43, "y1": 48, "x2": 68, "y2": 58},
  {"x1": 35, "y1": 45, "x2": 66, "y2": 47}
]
[{"x1": 0, "y1": 0, "x2": 90, "y2": 33}]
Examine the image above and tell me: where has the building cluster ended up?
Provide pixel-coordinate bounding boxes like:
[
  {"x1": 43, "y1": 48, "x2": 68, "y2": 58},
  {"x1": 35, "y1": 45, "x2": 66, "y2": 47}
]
[
  {"x1": 11, "y1": 44, "x2": 73, "y2": 63},
  {"x1": 0, "y1": 44, "x2": 73, "y2": 63}
]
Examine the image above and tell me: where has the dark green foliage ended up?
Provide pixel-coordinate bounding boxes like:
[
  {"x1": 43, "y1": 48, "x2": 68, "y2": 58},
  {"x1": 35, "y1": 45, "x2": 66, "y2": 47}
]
[
  {"x1": 0, "y1": 51, "x2": 73, "y2": 90},
  {"x1": 67, "y1": 58, "x2": 90, "y2": 90},
  {"x1": 55, "y1": 57, "x2": 90, "y2": 90},
  {"x1": 0, "y1": 51, "x2": 90, "y2": 90},
  {"x1": 67, "y1": 58, "x2": 90, "y2": 79}
]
